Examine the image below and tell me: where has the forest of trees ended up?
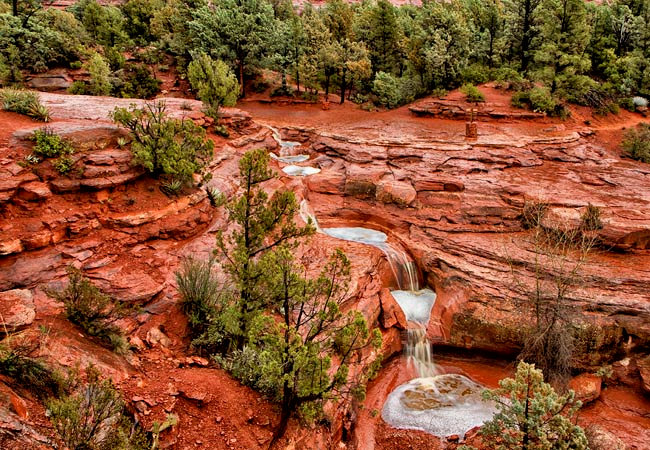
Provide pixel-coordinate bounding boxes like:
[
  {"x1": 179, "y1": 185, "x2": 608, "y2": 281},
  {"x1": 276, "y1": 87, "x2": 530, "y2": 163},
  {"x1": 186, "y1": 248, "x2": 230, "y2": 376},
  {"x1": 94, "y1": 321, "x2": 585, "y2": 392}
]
[{"x1": 2, "y1": 0, "x2": 650, "y2": 113}]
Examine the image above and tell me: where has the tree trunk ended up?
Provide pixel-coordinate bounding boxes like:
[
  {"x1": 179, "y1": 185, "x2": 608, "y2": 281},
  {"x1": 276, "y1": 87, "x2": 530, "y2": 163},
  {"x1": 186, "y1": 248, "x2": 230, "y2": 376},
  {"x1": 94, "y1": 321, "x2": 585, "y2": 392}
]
[
  {"x1": 270, "y1": 394, "x2": 292, "y2": 448},
  {"x1": 339, "y1": 70, "x2": 346, "y2": 105},
  {"x1": 325, "y1": 71, "x2": 330, "y2": 101},
  {"x1": 239, "y1": 61, "x2": 245, "y2": 97},
  {"x1": 12, "y1": 0, "x2": 17, "y2": 16}
]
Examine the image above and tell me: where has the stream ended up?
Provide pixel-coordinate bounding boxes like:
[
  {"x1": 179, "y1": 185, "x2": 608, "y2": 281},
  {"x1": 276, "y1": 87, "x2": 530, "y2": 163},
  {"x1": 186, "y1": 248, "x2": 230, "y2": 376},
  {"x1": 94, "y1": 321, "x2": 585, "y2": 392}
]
[{"x1": 300, "y1": 202, "x2": 497, "y2": 439}]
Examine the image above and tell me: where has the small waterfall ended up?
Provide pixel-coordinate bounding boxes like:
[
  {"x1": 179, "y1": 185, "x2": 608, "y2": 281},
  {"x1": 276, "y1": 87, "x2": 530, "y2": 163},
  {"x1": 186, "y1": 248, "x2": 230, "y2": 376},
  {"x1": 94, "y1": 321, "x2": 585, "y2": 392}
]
[
  {"x1": 317, "y1": 224, "x2": 419, "y2": 291},
  {"x1": 406, "y1": 327, "x2": 438, "y2": 378}
]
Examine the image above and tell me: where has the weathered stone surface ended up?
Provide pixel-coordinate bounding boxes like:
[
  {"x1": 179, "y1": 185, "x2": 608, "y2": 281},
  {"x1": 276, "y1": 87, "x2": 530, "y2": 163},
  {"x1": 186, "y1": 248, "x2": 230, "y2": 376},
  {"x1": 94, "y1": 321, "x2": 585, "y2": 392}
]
[
  {"x1": 0, "y1": 290, "x2": 35, "y2": 331},
  {"x1": 379, "y1": 288, "x2": 407, "y2": 330},
  {"x1": 27, "y1": 74, "x2": 71, "y2": 91},
  {"x1": 146, "y1": 326, "x2": 172, "y2": 348},
  {"x1": 17, "y1": 181, "x2": 52, "y2": 201},
  {"x1": 637, "y1": 354, "x2": 650, "y2": 394},
  {"x1": 569, "y1": 373, "x2": 602, "y2": 404},
  {"x1": 375, "y1": 179, "x2": 417, "y2": 206}
]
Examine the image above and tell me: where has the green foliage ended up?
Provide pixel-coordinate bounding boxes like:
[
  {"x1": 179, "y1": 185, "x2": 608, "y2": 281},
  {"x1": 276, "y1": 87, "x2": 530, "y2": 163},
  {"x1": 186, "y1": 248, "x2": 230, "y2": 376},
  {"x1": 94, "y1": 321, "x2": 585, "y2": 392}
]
[
  {"x1": 160, "y1": 178, "x2": 183, "y2": 196},
  {"x1": 372, "y1": 71, "x2": 401, "y2": 108},
  {"x1": 0, "y1": 11, "x2": 83, "y2": 79},
  {"x1": 48, "y1": 365, "x2": 150, "y2": 450},
  {"x1": 0, "y1": 89, "x2": 50, "y2": 121},
  {"x1": 622, "y1": 123, "x2": 650, "y2": 163},
  {"x1": 31, "y1": 127, "x2": 74, "y2": 158},
  {"x1": 120, "y1": 0, "x2": 163, "y2": 45},
  {"x1": 86, "y1": 52, "x2": 112, "y2": 96},
  {"x1": 187, "y1": 52, "x2": 238, "y2": 120},
  {"x1": 189, "y1": 0, "x2": 275, "y2": 96},
  {"x1": 70, "y1": 0, "x2": 130, "y2": 47},
  {"x1": 116, "y1": 64, "x2": 161, "y2": 99},
  {"x1": 54, "y1": 155, "x2": 75, "y2": 174},
  {"x1": 461, "y1": 83, "x2": 485, "y2": 102},
  {"x1": 47, "y1": 266, "x2": 128, "y2": 354},
  {"x1": 111, "y1": 101, "x2": 213, "y2": 182},
  {"x1": 0, "y1": 344, "x2": 67, "y2": 399},
  {"x1": 213, "y1": 148, "x2": 314, "y2": 346},
  {"x1": 580, "y1": 204, "x2": 603, "y2": 231},
  {"x1": 223, "y1": 247, "x2": 382, "y2": 441},
  {"x1": 480, "y1": 362, "x2": 588, "y2": 449}
]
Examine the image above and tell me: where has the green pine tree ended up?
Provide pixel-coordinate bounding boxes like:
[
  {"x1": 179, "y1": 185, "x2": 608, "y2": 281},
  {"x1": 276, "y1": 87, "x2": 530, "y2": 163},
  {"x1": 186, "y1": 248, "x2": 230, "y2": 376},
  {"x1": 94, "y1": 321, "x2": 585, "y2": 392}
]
[
  {"x1": 479, "y1": 362, "x2": 588, "y2": 450},
  {"x1": 187, "y1": 52, "x2": 239, "y2": 120},
  {"x1": 214, "y1": 148, "x2": 314, "y2": 348}
]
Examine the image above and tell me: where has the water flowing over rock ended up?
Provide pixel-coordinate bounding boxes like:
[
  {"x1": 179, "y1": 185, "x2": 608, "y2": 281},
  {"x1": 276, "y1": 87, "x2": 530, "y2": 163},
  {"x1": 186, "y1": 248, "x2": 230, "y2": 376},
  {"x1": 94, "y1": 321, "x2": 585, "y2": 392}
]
[{"x1": 381, "y1": 374, "x2": 497, "y2": 438}]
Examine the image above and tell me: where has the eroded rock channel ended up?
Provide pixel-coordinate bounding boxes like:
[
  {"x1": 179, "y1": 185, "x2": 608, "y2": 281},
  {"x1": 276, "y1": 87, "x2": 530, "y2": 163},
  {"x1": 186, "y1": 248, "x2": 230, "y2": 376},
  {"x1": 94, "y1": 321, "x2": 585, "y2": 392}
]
[{"x1": 1, "y1": 93, "x2": 649, "y2": 448}]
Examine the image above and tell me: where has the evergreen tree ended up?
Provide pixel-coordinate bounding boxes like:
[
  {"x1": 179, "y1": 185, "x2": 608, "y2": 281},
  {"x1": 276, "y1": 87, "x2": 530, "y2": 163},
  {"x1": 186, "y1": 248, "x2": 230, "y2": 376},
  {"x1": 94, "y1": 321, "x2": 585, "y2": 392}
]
[
  {"x1": 226, "y1": 246, "x2": 382, "y2": 445},
  {"x1": 479, "y1": 362, "x2": 588, "y2": 449},
  {"x1": 503, "y1": 0, "x2": 543, "y2": 73},
  {"x1": 86, "y1": 52, "x2": 112, "y2": 96},
  {"x1": 357, "y1": 0, "x2": 403, "y2": 75},
  {"x1": 187, "y1": 52, "x2": 239, "y2": 120},
  {"x1": 214, "y1": 148, "x2": 314, "y2": 347},
  {"x1": 535, "y1": 0, "x2": 592, "y2": 98},
  {"x1": 189, "y1": 0, "x2": 275, "y2": 96}
]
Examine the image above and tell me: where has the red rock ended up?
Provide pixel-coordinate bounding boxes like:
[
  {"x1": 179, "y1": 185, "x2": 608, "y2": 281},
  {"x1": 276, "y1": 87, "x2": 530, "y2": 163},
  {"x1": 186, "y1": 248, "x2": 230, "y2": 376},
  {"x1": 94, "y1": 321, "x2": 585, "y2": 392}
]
[
  {"x1": 17, "y1": 181, "x2": 52, "y2": 201},
  {"x1": 636, "y1": 354, "x2": 650, "y2": 394},
  {"x1": 379, "y1": 288, "x2": 407, "y2": 330},
  {"x1": 569, "y1": 373, "x2": 602, "y2": 404},
  {"x1": 375, "y1": 180, "x2": 416, "y2": 206},
  {"x1": 0, "y1": 289, "x2": 35, "y2": 331}
]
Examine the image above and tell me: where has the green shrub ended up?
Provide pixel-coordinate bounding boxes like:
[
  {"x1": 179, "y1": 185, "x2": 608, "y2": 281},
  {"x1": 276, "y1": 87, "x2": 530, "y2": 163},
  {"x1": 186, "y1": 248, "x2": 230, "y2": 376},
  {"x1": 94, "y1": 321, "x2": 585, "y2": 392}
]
[
  {"x1": 479, "y1": 362, "x2": 588, "y2": 449},
  {"x1": 176, "y1": 257, "x2": 224, "y2": 339},
  {"x1": 622, "y1": 123, "x2": 650, "y2": 163},
  {"x1": 0, "y1": 347, "x2": 67, "y2": 399},
  {"x1": 580, "y1": 204, "x2": 603, "y2": 231},
  {"x1": 117, "y1": 63, "x2": 161, "y2": 99},
  {"x1": 48, "y1": 365, "x2": 150, "y2": 450},
  {"x1": 462, "y1": 63, "x2": 491, "y2": 85},
  {"x1": 372, "y1": 71, "x2": 401, "y2": 109},
  {"x1": 70, "y1": 61, "x2": 83, "y2": 70},
  {"x1": 0, "y1": 89, "x2": 50, "y2": 121},
  {"x1": 461, "y1": 83, "x2": 485, "y2": 102},
  {"x1": 54, "y1": 155, "x2": 75, "y2": 174},
  {"x1": 187, "y1": 53, "x2": 239, "y2": 120},
  {"x1": 619, "y1": 97, "x2": 635, "y2": 111},
  {"x1": 31, "y1": 127, "x2": 74, "y2": 158},
  {"x1": 511, "y1": 87, "x2": 567, "y2": 117},
  {"x1": 492, "y1": 67, "x2": 524, "y2": 84},
  {"x1": 528, "y1": 87, "x2": 557, "y2": 114},
  {"x1": 86, "y1": 52, "x2": 112, "y2": 96},
  {"x1": 111, "y1": 101, "x2": 213, "y2": 182},
  {"x1": 46, "y1": 266, "x2": 128, "y2": 354},
  {"x1": 160, "y1": 178, "x2": 183, "y2": 196}
]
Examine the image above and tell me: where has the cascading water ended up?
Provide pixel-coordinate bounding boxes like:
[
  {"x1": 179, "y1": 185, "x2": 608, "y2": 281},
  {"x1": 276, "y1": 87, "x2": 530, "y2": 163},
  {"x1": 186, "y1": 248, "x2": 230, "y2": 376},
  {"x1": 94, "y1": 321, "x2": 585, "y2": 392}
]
[
  {"x1": 266, "y1": 125, "x2": 321, "y2": 176},
  {"x1": 301, "y1": 201, "x2": 497, "y2": 438}
]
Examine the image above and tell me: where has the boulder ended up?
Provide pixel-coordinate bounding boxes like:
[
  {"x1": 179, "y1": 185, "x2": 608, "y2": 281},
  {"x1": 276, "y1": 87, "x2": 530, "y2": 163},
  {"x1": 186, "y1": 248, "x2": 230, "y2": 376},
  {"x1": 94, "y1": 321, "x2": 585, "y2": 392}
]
[
  {"x1": 146, "y1": 326, "x2": 171, "y2": 348},
  {"x1": 0, "y1": 290, "x2": 35, "y2": 332},
  {"x1": 568, "y1": 373, "x2": 602, "y2": 404},
  {"x1": 17, "y1": 182, "x2": 52, "y2": 201},
  {"x1": 27, "y1": 74, "x2": 71, "y2": 92},
  {"x1": 379, "y1": 288, "x2": 407, "y2": 330},
  {"x1": 376, "y1": 180, "x2": 417, "y2": 207}
]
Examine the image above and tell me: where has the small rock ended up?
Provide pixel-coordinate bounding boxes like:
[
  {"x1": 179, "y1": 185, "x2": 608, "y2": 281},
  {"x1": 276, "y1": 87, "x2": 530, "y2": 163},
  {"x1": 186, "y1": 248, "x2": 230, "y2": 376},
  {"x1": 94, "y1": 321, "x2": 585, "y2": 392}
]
[
  {"x1": 129, "y1": 336, "x2": 146, "y2": 351},
  {"x1": 379, "y1": 288, "x2": 407, "y2": 330},
  {"x1": 215, "y1": 416, "x2": 223, "y2": 424},
  {"x1": 145, "y1": 326, "x2": 172, "y2": 348},
  {"x1": 18, "y1": 181, "x2": 52, "y2": 201},
  {"x1": 569, "y1": 373, "x2": 602, "y2": 404},
  {"x1": 0, "y1": 289, "x2": 36, "y2": 332}
]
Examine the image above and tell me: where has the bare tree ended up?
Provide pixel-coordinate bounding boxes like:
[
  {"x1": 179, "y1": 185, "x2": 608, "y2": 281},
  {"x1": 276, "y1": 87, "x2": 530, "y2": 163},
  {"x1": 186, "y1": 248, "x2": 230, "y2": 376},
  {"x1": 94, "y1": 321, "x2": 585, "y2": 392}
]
[{"x1": 508, "y1": 201, "x2": 597, "y2": 387}]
